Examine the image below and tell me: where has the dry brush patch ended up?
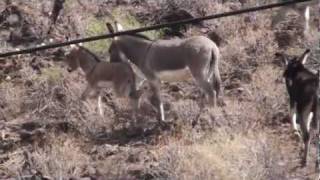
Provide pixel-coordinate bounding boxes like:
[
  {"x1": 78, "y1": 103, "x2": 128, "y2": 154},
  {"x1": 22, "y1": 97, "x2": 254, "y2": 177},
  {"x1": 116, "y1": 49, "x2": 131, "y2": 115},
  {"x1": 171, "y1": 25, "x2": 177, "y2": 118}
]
[{"x1": 148, "y1": 130, "x2": 286, "y2": 180}]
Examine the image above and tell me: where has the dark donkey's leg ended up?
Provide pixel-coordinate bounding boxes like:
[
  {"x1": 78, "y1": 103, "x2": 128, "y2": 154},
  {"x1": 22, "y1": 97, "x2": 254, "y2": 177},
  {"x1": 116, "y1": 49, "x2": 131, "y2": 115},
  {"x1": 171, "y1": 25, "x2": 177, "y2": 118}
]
[
  {"x1": 289, "y1": 97, "x2": 300, "y2": 135},
  {"x1": 298, "y1": 107, "x2": 312, "y2": 167}
]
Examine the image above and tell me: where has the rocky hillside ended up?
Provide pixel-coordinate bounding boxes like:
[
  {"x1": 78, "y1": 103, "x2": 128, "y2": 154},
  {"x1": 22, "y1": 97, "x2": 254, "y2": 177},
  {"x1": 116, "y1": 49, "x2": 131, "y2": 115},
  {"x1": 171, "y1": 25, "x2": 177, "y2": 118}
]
[{"x1": 0, "y1": 0, "x2": 320, "y2": 179}]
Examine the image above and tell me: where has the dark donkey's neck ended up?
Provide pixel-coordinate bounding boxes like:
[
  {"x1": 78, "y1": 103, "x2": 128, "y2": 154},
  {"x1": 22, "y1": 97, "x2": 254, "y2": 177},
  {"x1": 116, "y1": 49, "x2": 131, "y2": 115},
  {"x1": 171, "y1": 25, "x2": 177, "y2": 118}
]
[
  {"x1": 77, "y1": 47, "x2": 101, "y2": 75},
  {"x1": 117, "y1": 35, "x2": 153, "y2": 66}
]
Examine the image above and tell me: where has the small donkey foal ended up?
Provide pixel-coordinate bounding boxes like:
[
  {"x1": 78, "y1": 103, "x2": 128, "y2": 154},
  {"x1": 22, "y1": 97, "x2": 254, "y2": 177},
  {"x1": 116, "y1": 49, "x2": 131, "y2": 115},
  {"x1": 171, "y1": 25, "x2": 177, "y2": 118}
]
[{"x1": 64, "y1": 45, "x2": 141, "y2": 116}]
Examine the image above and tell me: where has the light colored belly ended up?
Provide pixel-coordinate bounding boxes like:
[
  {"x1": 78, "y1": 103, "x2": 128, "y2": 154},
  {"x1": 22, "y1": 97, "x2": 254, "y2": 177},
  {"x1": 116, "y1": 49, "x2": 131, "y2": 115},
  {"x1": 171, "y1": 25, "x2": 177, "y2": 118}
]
[{"x1": 156, "y1": 68, "x2": 193, "y2": 82}]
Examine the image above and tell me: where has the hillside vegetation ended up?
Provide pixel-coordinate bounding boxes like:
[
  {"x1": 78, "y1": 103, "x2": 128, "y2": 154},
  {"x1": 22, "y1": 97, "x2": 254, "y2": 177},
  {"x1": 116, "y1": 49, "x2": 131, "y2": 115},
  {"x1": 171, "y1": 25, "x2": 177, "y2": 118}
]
[{"x1": 0, "y1": 0, "x2": 320, "y2": 179}]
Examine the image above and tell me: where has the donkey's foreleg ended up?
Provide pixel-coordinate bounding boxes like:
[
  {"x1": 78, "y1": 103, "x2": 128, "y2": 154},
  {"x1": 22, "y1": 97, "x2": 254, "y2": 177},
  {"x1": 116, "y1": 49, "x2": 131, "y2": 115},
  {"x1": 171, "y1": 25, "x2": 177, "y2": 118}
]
[{"x1": 149, "y1": 79, "x2": 165, "y2": 124}]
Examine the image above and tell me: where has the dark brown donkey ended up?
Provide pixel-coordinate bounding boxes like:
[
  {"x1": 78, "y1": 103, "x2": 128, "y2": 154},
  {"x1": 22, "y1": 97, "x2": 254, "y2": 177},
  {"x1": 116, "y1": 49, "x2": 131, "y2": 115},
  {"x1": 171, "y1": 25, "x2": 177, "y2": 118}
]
[
  {"x1": 277, "y1": 49, "x2": 320, "y2": 168},
  {"x1": 106, "y1": 22, "x2": 222, "y2": 125},
  {"x1": 64, "y1": 44, "x2": 141, "y2": 117}
]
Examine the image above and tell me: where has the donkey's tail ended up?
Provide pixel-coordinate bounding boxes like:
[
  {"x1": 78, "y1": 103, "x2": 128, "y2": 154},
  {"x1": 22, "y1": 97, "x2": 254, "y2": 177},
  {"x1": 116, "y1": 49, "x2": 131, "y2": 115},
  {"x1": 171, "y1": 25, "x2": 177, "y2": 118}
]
[
  {"x1": 208, "y1": 46, "x2": 222, "y2": 97},
  {"x1": 208, "y1": 46, "x2": 221, "y2": 81}
]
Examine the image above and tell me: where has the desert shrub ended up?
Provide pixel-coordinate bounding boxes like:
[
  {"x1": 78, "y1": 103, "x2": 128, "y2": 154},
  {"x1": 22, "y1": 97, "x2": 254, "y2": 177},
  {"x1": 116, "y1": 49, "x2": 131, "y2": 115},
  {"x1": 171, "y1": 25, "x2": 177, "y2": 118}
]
[
  {"x1": 85, "y1": 17, "x2": 111, "y2": 55},
  {"x1": 149, "y1": 130, "x2": 285, "y2": 180}
]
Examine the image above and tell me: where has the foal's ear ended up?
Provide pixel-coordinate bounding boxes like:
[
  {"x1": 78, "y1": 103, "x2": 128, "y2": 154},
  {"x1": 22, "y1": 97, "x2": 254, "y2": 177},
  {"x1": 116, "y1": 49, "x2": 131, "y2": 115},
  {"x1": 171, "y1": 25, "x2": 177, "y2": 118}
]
[
  {"x1": 106, "y1": 22, "x2": 115, "y2": 34},
  {"x1": 298, "y1": 49, "x2": 311, "y2": 65},
  {"x1": 275, "y1": 52, "x2": 288, "y2": 66}
]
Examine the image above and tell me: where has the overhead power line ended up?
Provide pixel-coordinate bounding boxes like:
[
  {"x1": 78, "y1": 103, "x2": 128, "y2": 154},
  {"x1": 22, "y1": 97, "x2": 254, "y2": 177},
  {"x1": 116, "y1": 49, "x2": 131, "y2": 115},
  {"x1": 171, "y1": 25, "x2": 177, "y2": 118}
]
[{"x1": 0, "y1": 0, "x2": 312, "y2": 58}]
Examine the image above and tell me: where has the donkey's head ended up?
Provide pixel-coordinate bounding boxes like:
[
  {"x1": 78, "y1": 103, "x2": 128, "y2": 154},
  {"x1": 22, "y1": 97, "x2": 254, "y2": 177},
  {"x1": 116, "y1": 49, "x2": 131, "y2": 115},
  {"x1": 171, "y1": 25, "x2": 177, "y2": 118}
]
[
  {"x1": 276, "y1": 49, "x2": 311, "y2": 80},
  {"x1": 64, "y1": 45, "x2": 81, "y2": 72}
]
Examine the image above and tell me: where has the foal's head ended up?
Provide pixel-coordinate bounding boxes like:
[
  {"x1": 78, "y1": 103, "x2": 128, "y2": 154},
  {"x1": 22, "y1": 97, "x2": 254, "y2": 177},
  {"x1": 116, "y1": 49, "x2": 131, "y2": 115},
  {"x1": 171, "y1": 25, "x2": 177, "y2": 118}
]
[{"x1": 64, "y1": 46, "x2": 81, "y2": 72}]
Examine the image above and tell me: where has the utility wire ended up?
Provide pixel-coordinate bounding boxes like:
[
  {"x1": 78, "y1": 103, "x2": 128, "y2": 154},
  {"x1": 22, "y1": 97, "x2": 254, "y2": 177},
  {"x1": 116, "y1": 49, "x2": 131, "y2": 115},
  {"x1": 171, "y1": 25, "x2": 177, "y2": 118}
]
[{"x1": 0, "y1": 0, "x2": 311, "y2": 58}]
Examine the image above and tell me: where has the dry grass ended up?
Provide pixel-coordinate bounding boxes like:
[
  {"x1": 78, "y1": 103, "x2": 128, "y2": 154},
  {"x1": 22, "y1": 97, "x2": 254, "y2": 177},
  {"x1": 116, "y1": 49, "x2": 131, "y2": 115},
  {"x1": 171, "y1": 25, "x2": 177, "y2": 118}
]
[
  {"x1": 1, "y1": 134, "x2": 90, "y2": 179},
  {"x1": 30, "y1": 134, "x2": 90, "y2": 178},
  {"x1": 150, "y1": 130, "x2": 285, "y2": 180}
]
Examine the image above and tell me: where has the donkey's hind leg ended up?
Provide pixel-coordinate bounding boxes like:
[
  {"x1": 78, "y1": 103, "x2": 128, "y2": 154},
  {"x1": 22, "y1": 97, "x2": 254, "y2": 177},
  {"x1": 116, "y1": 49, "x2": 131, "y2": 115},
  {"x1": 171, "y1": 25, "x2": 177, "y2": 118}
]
[
  {"x1": 299, "y1": 110, "x2": 312, "y2": 167},
  {"x1": 289, "y1": 98, "x2": 300, "y2": 136},
  {"x1": 212, "y1": 66, "x2": 224, "y2": 106},
  {"x1": 193, "y1": 72, "x2": 216, "y2": 107}
]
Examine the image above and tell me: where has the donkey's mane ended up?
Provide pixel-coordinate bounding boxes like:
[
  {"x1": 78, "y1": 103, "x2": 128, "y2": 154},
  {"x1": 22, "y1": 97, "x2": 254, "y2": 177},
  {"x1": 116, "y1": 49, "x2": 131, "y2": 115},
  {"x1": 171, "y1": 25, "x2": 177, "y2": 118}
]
[{"x1": 79, "y1": 46, "x2": 101, "y2": 62}]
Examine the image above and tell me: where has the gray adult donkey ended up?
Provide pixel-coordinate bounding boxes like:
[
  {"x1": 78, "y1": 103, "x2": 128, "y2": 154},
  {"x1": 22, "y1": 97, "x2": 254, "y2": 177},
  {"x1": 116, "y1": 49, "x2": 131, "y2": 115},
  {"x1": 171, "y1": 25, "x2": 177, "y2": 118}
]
[
  {"x1": 64, "y1": 44, "x2": 142, "y2": 117},
  {"x1": 106, "y1": 22, "x2": 222, "y2": 125}
]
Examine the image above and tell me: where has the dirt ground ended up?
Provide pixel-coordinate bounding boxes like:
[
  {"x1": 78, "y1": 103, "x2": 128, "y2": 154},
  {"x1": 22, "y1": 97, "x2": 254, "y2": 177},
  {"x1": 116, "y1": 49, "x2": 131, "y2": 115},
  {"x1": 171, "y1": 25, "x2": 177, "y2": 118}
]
[{"x1": 0, "y1": 0, "x2": 320, "y2": 179}]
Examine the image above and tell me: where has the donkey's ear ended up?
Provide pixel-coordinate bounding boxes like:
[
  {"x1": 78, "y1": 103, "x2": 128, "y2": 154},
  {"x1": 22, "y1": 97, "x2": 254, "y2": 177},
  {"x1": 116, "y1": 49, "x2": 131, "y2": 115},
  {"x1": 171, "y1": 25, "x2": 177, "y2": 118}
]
[
  {"x1": 275, "y1": 52, "x2": 288, "y2": 66},
  {"x1": 299, "y1": 49, "x2": 311, "y2": 64},
  {"x1": 114, "y1": 21, "x2": 124, "y2": 32},
  {"x1": 106, "y1": 22, "x2": 115, "y2": 34}
]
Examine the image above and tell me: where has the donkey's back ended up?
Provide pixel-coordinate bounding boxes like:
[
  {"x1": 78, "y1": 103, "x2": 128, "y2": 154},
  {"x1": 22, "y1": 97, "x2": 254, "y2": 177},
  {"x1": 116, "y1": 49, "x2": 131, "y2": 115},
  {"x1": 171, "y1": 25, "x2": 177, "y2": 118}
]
[{"x1": 149, "y1": 36, "x2": 219, "y2": 72}]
